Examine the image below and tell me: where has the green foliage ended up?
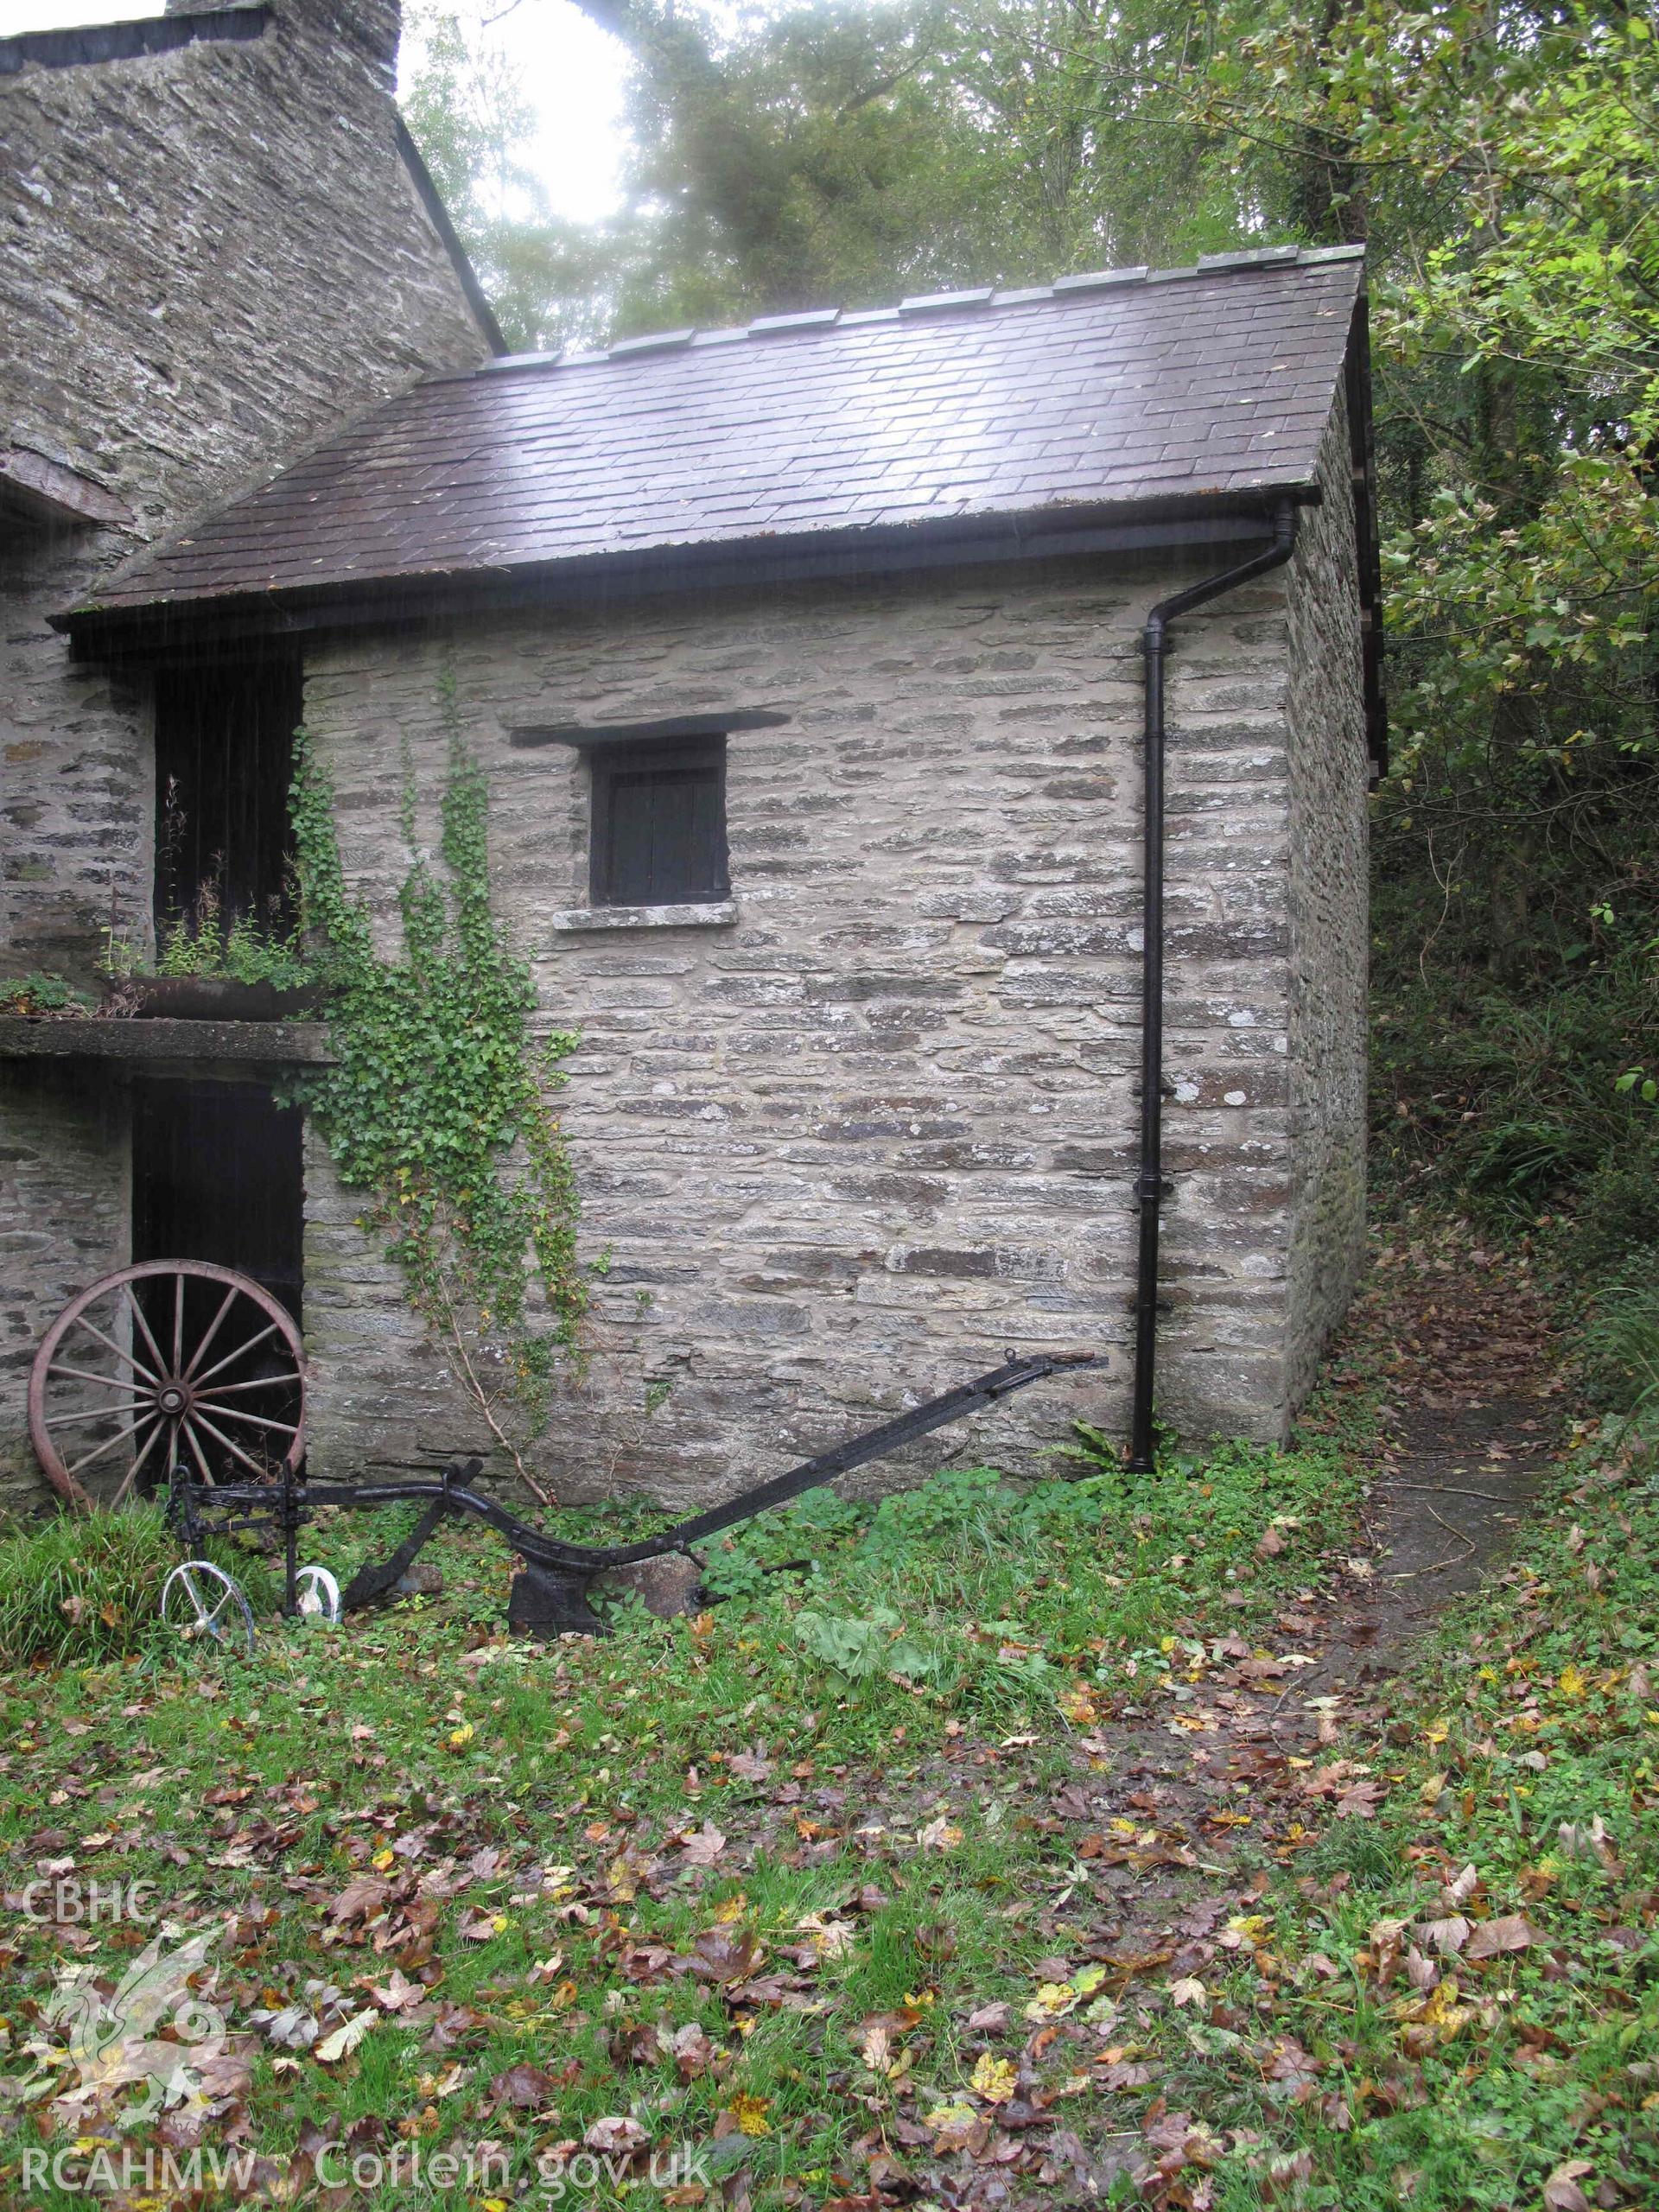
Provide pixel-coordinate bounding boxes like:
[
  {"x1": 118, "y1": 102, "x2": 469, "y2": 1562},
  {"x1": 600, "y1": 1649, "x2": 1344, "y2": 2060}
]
[
  {"x1": 0, "y1": 972, "x2": 92, "y2": 1016},
  {"x1": 1192, "y1": 3, "x2": 1659, "y2": 1285},
  {"x1": 792, "y1": 1604, "x2": 950, "y2": 1685},
  {"x1": 1582, "y1": 1281, "x2": 1659, "y2": 1421},
  {"x1": 289, "y1": 676, "x2": 586, "y2": 1466},
  {"x1": 151, "y1": 898, "x2": 312, "y2": 989},
  {"x1": 1, "y1": 1509, "x2": 181, "y2": 1666},
  {"x1": 404, "y1": 0, "x2": 1260, "y2": 345},
  {"x1": 402, "y1": 3, "x2": 613, "y2": 352}
]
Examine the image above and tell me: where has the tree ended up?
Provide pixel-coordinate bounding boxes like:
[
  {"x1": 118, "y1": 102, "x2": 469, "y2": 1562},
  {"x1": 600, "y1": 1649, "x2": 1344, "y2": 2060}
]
[
  {"x1": 403, "y1": 3, "x2": 613, "y2": 351},
  {"x1": 1193, "y1": 3, "x2": 1659, "y2": 963}
]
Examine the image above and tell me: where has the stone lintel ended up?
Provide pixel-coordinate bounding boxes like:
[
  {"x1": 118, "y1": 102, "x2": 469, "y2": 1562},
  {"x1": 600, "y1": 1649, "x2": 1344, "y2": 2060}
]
[
  {"x1": 0, "y1": 448, "x2": 136, "y2": 531},
  {"x1": 0, "y1": 1014, "x2": 335, "y2": 1065}
]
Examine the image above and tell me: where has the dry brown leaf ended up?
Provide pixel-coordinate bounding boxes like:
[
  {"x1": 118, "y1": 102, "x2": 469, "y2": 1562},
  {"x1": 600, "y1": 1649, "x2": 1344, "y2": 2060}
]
[
  {"x1": 585, "y1": 2115, "x2": 649, "y2": 2155},
  {"x1": 1465, "y1": 1912, "x2": 1542, "y2": 1961},
  {"x1": 1542, "y1": 2159, "x2": 1593, "y2": 2212}
]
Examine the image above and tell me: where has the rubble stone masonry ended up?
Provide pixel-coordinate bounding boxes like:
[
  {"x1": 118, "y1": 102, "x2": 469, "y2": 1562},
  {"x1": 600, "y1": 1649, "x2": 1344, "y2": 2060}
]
[
  {"x1": 297, "y1": 482, "x2": 1367, "y2": 1506},
  {"x1": 0, "y1": 0, "x2": 491, "y2": 1504}
]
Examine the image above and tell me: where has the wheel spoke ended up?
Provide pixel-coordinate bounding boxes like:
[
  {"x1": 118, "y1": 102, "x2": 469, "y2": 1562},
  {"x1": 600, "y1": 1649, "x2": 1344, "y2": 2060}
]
[
  {"x1": 48, "y1": 1361, "x2": 148, "y2": 1393},
  {"x1": 192, "y1": 1320, "x2": 281, "y2": 1389},
  {"x1": 66, "y1": 1413, "x2": 150, "y2": 1478},
  {"x1": 42, "y1": 1400, "x2": 152, "y2": 1429},
  {"x1": 178, "y1": 1567, "x2": 211, "y2": 1628},
  {"x1": 181, "y1": 1416, "x2": 217, "y2": 1489},
  {"x1": 70, "y1": 1316, "x2": 159, "y2": 1387},
  {"x1": 192, "y1": 1400, "x2": 299, "y2": 1437},
  {"x1": 125, "y1": 1287, "x2": 170, "y2": 1384},
  {"x1": 181, "y1": 1286, "x2": 238, "y2": 1382},
  {"x1": 188, "y1": 1408, "x2": 273, "y2": 1479},
  {"x1": 32, "y1": 1263, "x2": 304, "y2": 1514},
  {"x1": 188, "y1": 1372, "x2": 296, "y2": 1397},
  {"x1": 107, "y1": 1416, "x2": 168, "y2": 1508}
]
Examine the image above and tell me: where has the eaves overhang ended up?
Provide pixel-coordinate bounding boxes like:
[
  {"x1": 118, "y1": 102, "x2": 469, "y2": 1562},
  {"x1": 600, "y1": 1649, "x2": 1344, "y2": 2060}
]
[{"x1": 54, "y1": 486, "x2": 1321, "y2": 659}]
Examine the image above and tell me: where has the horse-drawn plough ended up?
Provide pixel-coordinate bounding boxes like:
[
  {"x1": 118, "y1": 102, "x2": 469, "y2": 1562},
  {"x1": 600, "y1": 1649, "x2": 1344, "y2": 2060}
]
[{"x1": 29, "y1": 1260, "x2": 1094, "y2": 1652}]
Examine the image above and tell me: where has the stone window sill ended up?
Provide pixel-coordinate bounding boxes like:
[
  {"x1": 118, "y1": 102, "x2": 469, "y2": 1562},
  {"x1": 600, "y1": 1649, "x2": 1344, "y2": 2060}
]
[{"x1": 550, "y1": 899, "x2": 739, "y2": 933}]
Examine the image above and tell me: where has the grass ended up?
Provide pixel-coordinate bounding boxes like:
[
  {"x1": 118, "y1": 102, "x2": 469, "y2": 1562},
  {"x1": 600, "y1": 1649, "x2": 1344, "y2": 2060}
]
[
  {"x1": 1129, "y1": 1427, "x2": 1659, "y2": 2212},
  {"x1": 4, "y1": 1314, "x2": 1651, "y2": 2210},
  {"x1": 0, "y1": 1418, "x2": 1368, "y2": 2208},
  {"x1": 0, "y1": 1505, "x2": 279, "y2": 1668}
]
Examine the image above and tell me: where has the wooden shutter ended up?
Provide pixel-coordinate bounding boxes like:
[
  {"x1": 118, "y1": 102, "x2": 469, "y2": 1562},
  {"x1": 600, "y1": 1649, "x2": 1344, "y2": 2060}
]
[{"x1": 591, "y1": 737, "x2": 728, "y2": 906}]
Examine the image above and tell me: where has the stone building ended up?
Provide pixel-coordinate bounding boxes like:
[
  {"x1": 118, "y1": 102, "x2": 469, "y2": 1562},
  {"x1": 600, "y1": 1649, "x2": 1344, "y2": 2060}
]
[
  {"x1": 1, "y1": 10, "x2": 1382, "y2": 1510},
  {"x1": 0, "y1": 0, "x2": 498, "y2": 1506}
]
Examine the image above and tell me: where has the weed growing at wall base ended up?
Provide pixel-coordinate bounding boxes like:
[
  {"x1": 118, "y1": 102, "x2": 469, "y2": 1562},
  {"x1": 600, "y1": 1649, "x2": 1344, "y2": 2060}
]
[{"x1": 289, "y1": 674, "x2": 587, "y2": 1496}]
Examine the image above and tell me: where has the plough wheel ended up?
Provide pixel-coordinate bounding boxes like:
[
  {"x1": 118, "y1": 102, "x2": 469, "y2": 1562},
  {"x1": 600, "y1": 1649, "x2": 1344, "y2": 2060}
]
[{"x1": 29, "y1": 1261, "x2": 305, "y2": 1509}]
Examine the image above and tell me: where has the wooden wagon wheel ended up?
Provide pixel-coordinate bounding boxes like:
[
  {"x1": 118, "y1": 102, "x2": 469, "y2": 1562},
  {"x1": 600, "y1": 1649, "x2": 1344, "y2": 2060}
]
[{"x1": 29, "y1": 1261, "x2": 305, "y2": 1510}]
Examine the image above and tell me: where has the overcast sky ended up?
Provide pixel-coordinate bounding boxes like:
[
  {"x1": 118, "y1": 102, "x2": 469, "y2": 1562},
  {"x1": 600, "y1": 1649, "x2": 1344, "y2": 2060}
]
[{"x1": 1, "y1": 0, "x2": 632, "y2": 221}]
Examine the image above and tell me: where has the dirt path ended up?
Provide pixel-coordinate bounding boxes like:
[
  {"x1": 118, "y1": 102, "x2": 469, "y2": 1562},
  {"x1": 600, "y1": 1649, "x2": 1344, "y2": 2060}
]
[
  {"x1": 1294, "y1": 1230, "x2": 1560, "y2": 1703},
  {"x1": 997, "y1": 1224, "x2": 1569, "y2": 2197}
]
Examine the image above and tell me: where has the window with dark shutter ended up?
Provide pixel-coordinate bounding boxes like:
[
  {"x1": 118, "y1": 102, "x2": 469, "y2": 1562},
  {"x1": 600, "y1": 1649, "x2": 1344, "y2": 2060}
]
[{"x1": 590, "y1": 736, "x2": 729, "y2": 907}]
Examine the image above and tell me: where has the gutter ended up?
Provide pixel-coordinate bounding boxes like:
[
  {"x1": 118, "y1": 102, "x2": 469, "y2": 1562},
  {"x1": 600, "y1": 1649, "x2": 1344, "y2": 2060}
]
[
  {"x1": 54, "y1": 498, "x2": 1316, "y2": 656},
  {"x1": 1127, "y1": 496, "x2": 1298, "y2": 1473}
]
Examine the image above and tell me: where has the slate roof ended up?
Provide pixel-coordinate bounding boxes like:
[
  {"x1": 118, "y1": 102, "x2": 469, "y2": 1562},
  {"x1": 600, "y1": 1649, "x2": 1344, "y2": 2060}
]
[{"x1": 69, "y1": 245, "x2": 1364, "y2": 627}]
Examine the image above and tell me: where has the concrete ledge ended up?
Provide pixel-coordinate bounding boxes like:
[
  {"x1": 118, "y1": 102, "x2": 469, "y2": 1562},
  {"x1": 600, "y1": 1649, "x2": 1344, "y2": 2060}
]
[
  {"x1": 550, "y1": 900, "x2": 739, "y2": 932},
  {"x1": 0, "y1": 1014, "x2": 336, "y2": 1065}
]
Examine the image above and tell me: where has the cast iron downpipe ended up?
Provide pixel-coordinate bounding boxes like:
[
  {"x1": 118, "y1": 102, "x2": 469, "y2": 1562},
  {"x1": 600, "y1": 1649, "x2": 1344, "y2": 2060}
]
[{"x1": 1127, "y1": 498, "x2": 1299, "y2": 1473}]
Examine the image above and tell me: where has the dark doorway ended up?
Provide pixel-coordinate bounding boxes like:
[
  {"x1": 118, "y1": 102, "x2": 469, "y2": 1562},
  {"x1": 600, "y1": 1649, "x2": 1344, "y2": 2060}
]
[
  {"x1": 153, "y1": 654, "x2": 302, "y2": 933},
  {"x1": 132, "y1": 1077, "x2": 304, "y2": 1322},
  {"x1": 131, "y1": 1078, "x2": 305, "y2": 1480}
]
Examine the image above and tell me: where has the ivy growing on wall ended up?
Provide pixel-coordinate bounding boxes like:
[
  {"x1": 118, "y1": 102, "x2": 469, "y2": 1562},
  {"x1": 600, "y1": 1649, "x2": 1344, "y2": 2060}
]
[{"x1": 289, "y1": 673, "x2": 586, "y2": 1498}]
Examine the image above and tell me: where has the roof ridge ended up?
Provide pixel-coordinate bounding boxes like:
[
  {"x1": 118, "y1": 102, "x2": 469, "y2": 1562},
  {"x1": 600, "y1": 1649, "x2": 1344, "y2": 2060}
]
[{"x1": 461, "y1": 243, "x2": 1363, "y2": 385}]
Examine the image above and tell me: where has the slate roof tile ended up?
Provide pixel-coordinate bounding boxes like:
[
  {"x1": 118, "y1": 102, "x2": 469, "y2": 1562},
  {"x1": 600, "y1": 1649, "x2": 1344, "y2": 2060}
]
[{"x1": 75, "y1": 249, "x2": 1363, "y2": 620}]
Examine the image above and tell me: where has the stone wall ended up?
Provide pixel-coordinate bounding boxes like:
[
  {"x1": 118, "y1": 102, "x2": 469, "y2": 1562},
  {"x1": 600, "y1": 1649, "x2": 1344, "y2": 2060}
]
[
  {"x1": 0, "y1": 1063, "x2": 130, "y2": 1513},
  {"x1": 0, "y1": 0, "x2": 492, "y2": 980},
  {"x1": 1283, "y1": 399, "x2": 1371, "y2": 1403},
  {"x1": 296, "y1": 541, "x2": 1350, "y2": 1509},
  {"x1": 0, "y1": 0, "x2": 492, "y2": 1502}
]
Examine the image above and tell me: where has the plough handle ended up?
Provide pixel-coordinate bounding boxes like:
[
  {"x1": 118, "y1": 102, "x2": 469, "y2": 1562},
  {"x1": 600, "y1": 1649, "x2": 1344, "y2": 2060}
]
[{"x1": 308, "y1": 1347, "x2": 1096, "y2": 1574}]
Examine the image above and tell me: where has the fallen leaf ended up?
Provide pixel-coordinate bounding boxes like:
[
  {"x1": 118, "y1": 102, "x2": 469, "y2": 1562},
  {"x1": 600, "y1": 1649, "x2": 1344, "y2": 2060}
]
[
  {"x1": 664, "y1": 2022, "x2": 715, "y2": 2081},
  {"x1": 584, "y1": 2116, "x2": 648, "y2": 2155},
  {"x1": 328, "y1": 1877, "x2": 390, "y2": 1926},
  {"x1": 1445, "y1": 1863, "x2": 1479, "y2": 1906},
  {"x1": 490, "y1": 2063, "x2": 558, "y2": 2110},
  {"x1": 971, "y1": 2053, "x2": 1019, "y2": 2105},
  {"x1": 925, "y1": 2101, "x2": 987, "y2": 2152},
  {"x1": 368, "y1": 1968, "x2": 424, "y2": 2012},
  {"x1": 1542, "y1": 2159, "x2": 1594, "y2": 2212},
  {"x1": 1418, "y1": 1916, "x2": 1470, "y2": 1955},
  {"x1": 918, "y1": 1815, "x2": 963, "y2": 1851},
  {"x1": 314, "y1": 2008, "x2": 378, "y2": 2064},
  {"x1": 1465, "y1": 1913, "x2": 1542, "y2": 1960}
]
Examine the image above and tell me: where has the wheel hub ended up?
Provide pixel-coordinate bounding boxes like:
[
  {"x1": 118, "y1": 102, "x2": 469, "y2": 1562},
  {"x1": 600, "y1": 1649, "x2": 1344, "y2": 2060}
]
[{"x1": 156, "y1": 1383, "x2": 188, "y2": 1415}]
